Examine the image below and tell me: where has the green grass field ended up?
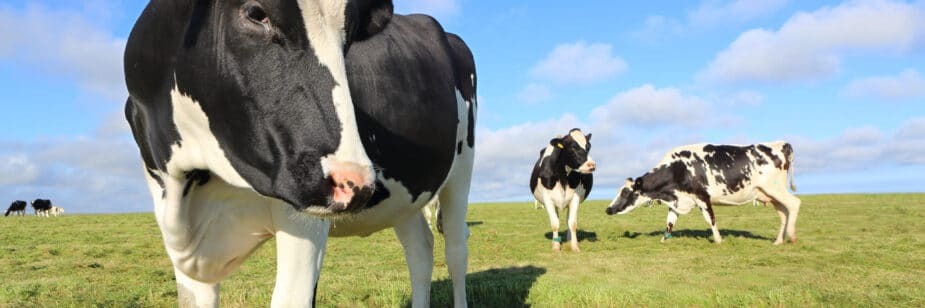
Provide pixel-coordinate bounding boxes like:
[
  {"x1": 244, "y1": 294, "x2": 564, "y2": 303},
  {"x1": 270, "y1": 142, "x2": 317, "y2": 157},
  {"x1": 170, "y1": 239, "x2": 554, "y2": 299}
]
[{"x1": 2, "y1": 193, "x2": 924, "y2": 306}]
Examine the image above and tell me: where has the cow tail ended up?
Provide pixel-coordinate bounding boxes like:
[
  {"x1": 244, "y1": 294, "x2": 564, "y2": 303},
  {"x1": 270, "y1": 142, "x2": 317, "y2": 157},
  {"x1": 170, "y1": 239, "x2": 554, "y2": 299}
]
[{"x1": 787, "y1": 144, "x2": 796, "y2": 192}]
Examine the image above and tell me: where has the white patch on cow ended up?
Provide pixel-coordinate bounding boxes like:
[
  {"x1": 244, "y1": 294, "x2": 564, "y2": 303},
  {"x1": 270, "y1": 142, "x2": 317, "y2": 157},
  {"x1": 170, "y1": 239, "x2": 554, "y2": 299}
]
[
  {"x1": 167, "y1": 86, "x2": 250, "y2": 189},
  {"x1": 570, "y1": 130, "x2": 587, "y2": 149},
  {"x1": 145, "y1": 167, "x2": 276, "y2": 283},
  {"x1": 297, "y1": 0, "x2": 375, "y2": 185}
]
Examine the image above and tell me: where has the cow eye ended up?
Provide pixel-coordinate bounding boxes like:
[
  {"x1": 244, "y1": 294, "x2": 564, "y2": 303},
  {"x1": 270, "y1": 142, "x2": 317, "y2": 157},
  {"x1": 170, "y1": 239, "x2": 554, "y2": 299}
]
[{"x1": 243, "y1": 3, "x2": 269, "y2": 24}]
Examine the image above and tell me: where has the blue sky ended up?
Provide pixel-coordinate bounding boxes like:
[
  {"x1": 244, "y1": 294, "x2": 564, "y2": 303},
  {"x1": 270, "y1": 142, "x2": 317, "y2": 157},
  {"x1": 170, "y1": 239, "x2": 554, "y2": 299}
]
[{"x1": 1, "y1": 0, "x2": 924, "y2": 213}]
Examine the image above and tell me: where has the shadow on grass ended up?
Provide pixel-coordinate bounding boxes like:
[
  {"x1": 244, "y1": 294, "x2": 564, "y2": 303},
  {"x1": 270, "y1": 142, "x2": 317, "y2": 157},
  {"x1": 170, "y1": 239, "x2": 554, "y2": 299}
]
[
  {"x1": 425, "y1": 266, "x2": 547, "y2": 307},
  {"x1": 543, "y1": 230, "x2": 597, "y2": 242},
  {"x1": 645, "y1": 229, "x2": 772, "y2": 241},
  {"x1": 467, "y1": 221, "x2": 484, "y2": 227}
]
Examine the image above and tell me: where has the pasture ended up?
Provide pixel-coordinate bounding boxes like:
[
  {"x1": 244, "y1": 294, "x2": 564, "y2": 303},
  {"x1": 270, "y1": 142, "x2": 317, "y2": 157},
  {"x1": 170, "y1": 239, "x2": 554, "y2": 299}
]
[{"x1": 1, "y1": 193, "x2": 923, "y2": 306}]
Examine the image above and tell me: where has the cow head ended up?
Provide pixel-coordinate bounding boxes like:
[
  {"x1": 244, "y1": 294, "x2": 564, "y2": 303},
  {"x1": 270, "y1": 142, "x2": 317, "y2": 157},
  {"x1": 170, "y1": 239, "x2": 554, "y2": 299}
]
[
  {"x1": 605, "y1": 178, "x2": 648, "y2": 215},
  {"x1": 550, "y1": 128, "x2": 596, "y2": 174},
  {"x1": 125, "y1": 0, "x2": 396, "y2": 216}
]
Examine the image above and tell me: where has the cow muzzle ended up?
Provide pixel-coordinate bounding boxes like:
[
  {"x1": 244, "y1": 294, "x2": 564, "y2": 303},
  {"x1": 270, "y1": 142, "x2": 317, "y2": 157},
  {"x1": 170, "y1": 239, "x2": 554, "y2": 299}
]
[
  {"x1": 323, "y1": 160, "x2": 376, "y2": 214},
  {"x1": 578, "y1": 160, "x2": 597, "y2": 174}
]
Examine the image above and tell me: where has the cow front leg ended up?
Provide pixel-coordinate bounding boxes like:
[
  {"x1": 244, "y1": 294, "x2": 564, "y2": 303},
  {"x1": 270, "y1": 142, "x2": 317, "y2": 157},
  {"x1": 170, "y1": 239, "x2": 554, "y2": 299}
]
[
  {"x1": 699, "y1": 204, "x2": 722, "y2": 244},
  {"x1": 174, "y1": 267, "x2": 219, "y2": 308},
  {"x1": 662, "y1": 209, "x2": 678, "y2": 243},
  {"x1": 542, "y1": 196, "x2": 561, "y2": 252},
  {"x1": 394, "y1": 212, "x2": 435, "y2": 307},
  {"x1": 566, "y1": 197, "x2": 581, "y2": 252},
  {"x1": 270, "y1": 206, "x2": 331, "y2": 308}
]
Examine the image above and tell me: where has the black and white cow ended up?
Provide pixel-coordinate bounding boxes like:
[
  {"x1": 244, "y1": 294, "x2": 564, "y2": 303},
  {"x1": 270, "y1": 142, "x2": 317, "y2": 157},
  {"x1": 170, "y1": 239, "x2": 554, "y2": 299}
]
[
  {"x1": 605, "y1": 141, "x2": 800, "y2": 245},
  {"x1": 32, "y1": 199, "x2": 53, "y2": 217},
  {"x1": 124, "y1": 1, "x2": 476, "y2": 307},
  {"x1": 4, "y1": 200, "x2": 27, "y2": 217},
  {"x1": 530, "y1": 129, "x2": 595, "y2": 252}
]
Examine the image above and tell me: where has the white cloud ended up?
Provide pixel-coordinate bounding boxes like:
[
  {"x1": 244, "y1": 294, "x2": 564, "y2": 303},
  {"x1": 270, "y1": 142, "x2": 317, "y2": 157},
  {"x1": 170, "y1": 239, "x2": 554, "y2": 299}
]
[
  {"x1": 792, "y1": 117, "x2": 925, "y2": 173},
  {"x1": 0, "y1": 154, "x2": 40, "y2": 186},
  {"x1": 843, "y1": 69, "x2": 925, "y2": 101},
  {"x1": 517, "y1": 83, "x2": 553, "y2": 104},
  {"x1": 700, "y1": 0, "x2": 925, "y2": 84},
  {"x1": 633, "y1": 0, "x2": 790, "y2": 40},
  {"x1": 689, "y1": 0, "x2": 791, "y2": 26},
  {"x1": 889, "y1": 117, "x2": 925, "y2": 164},
  {"x1": 393, "y1": 0, "x2": 461, "y2": 22},
  {"x1": 529, "y1": 41, "x2": 627, "y2": 85},
  {"x1": 0, "y1": 5, "x2": 127, "y2": 101},
  {"x1": 590, "y1": 84, "x2": 712, "y2": 130}
]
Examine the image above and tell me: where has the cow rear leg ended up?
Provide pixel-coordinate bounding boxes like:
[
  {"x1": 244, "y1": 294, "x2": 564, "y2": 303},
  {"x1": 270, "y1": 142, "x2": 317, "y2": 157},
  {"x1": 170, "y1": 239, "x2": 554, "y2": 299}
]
[
  {"x1": 699, "y1": 203, "x2": 722, "y2": 244},
  {"x1": 542, "y1": 197, "x2": 561, "y2": 251},
  {"x1": 771, "y1": 202, "x2": 788, "y2": 245},
  {"x1": 438, "y1": 160, "x2": 473, "y2": 307},
  {"x1": 174, "y1": 267, "x2": 219, "y2": 308},
  {"x1": 662, "y1": 209, "x2": 679, "y2": 243},
  {"x1": 566, "y1": 197, "x2": 581, "y2": 252},
  {"x1": 761, "y1": 186, "x2": 801, "y2": 244},
  {"x1": 394, "y1": 212, "x2": 434, "y2": 307}
]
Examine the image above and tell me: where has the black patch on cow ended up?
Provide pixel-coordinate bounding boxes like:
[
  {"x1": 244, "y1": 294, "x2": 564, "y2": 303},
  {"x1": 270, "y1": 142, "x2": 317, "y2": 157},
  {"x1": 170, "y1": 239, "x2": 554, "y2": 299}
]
[
  {"x1": 446, "y1": 33, "x2": 477, "y2": 149},
  {"x1": 183, "y1": 169, "x2": 211, "y2": 197},
  {"x1": 347, "y1": 14, "x2": 471, "y2": 205},
  {"x1": 702, "y1": 144, "x2": 755, "y2": 194},
  {"x1": 622, "y1": 158, "x2": 712, "y2": 208},
  {"x1": 667, "y1": 222, "x2": 674, "y2": 233},
  {"x1": 672, "y1": 150, "x2": 692, "y2": 159},
  {"x1": 757, "y1": 145, "x2": 782, "y2": 169},
  {"x1": 747, "y1": 145, "x2": 769, "y2": 166},
  {"x1": 705, "y1": 205, "x2": 716, "y2": 226},
  {"x1": 781, "y1": 143, "x2": 794, "y2": 170},
  {"x1": 457, "y1": 141, "x2": 463, "y2": 155}
]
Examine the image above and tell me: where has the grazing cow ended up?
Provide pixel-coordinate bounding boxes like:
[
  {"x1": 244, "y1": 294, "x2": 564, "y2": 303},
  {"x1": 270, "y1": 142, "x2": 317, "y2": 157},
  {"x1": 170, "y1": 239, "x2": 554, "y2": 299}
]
[
  {"x1": 50, "y1": 206, "x2": 65, "y2": 217},
  {"x1": 605, "y1": 141, "x2": 800, "y2": 245},
  {"x1": 124, "y1": 1, "x2": 476, "y2": 307},
  {"x1": 4, "y1": 200, "x2": 27, "y2": 217},
  {"x1": 530, "y1": 129, "x2": 596, "y2": 252},
  {"x1": 32, "y1": 199, "x2": 53, "y2": 217}
]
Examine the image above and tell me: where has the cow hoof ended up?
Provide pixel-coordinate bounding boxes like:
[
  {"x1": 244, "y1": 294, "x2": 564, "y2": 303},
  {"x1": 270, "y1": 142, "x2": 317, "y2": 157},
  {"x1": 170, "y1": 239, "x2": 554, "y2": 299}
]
[
  {"x1": 789, "y1": 237, "x2": 797, "y2": 244},
  {"x1": 773, "y1": 240, "x2": 784, "y2": 245},
  {"x1": 571, "y1": 245, "x2": 581, "y2": 252},
  {"x1": 552, "y1": 242, "x2": 561, "y2": 252}
]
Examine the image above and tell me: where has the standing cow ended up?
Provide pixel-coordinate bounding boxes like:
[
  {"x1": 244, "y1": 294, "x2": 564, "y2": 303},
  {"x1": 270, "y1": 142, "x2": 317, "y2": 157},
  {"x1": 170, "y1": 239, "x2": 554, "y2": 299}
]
[
  {"x1": 605, "y1": 141, "x2": 800, "y2": 245},
  {"x1": 530, "y1": 129, "x2": 596, "y2": 252},
  {"x1": 124, "y1": 0, "x2": 476, "y2": 307},
  {"x1": 4, "y1": 200, "x2": 27, "y2": 217},
  {"x1": 32, "y1": 199, "x2": 53, "y2": 217}
]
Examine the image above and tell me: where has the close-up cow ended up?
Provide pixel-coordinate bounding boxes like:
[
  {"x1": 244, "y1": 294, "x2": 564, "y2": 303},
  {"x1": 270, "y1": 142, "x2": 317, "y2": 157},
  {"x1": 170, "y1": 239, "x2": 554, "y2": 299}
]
[
  {"x1": 605, "y1": 142, "x2": 800, "y2": 245},
  {"x1": 4, "y1": 200, "x2": 27, "y2": 217},
  {"x1": 123, "y1": 0, "x2": 476, "y2": 307},
  {"x1": 530, "y1": 129, "x2": 595, "y2": 252}
]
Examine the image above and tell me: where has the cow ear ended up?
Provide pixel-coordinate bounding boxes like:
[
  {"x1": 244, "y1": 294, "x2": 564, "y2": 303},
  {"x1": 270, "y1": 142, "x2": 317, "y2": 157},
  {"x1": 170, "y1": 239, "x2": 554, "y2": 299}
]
[
  {"x1": 624, "y1": 177, "x2": 633, "y2": 186},
  {"x1": 350, "y1": 0, "x2": 394, "y2": 41},
  {"x1": 549, "y1": 137, "x2": 564, "y2": 149},
  {"x1": 585, "y1": 133, "x2": 592, "y2": 142}
]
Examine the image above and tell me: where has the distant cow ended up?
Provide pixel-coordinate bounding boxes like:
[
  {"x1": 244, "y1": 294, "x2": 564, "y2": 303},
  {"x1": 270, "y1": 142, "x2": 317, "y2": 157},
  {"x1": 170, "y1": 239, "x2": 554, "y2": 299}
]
[
  {"x1": 606, "y1": 141, "x2": 800, "y2": 245},
  {"x1": 32, "y1": 199, "x2": 53, "y2": 217},
  {"x1": 530, "y1": 129, "x2": 596, "y2": 252},
  {"x1": 50, "y1": 206, "x2": 65, "y2": 217},
  {"x1": 4, "y1": 200, "x2": 26, "y2": 217}
]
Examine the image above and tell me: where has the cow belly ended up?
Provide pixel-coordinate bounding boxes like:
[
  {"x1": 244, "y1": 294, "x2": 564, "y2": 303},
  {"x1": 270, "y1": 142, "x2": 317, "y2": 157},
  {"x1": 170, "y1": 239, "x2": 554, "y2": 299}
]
[{"x1": 533, "y1": 182, "x2": 578, "y2": 210}]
